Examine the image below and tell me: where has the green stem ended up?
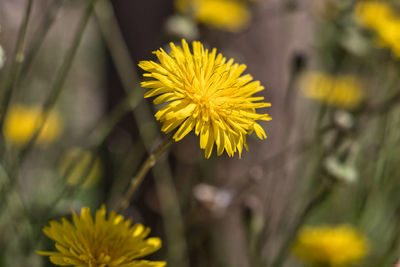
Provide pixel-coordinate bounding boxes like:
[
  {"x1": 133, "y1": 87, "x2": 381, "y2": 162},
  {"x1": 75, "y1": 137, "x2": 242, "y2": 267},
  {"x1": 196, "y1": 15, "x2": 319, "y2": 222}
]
[
  {"x1": 37, "y1": 90, "x2": 142, "y2": 223},
  {"x1": 20, "y1": 0, "x2": 66, "y2": 77},
  {"x1": 86, "y1": 89, "x2": 138, "y2": 147},
  {"x1": 32, "y1": 147, "x2": 100, "y2": 244},
  {"x1": 35, "y1": 88, "x2": 144, "y2": 224},
  {"x1": 370, "y1": 90, "x2": 400, "y2": 116},
  {"x1": 115, "y1": 137, "x2": 174, "y2": 211},
  {"x1": 94, "y1": 0, "x2": 140, "y2": 91},
  {"x1": 76, "y1": 0, "x2": 147, "y2": 147},
  {"x1": 152, "y1": 160, "x2": 190, "y2": 267},
  {"x1": 270, "y1": 183, "x2": 333, "y2": 267},
  {"x1": 18, "y1": 0, "x2": 99, "y2": 162},
  {"x1": 95, "y1": 3, "x2": 189, "y2": 265},
  {"x1": 270, "y1": 101, "x2": 332, "y2": 267},
  {"x1": 0, "y1": 0, "x2": 33, "y2": 134},
  {"x1": 0, "y1": 0, "x2": 99, "y2": 223}
]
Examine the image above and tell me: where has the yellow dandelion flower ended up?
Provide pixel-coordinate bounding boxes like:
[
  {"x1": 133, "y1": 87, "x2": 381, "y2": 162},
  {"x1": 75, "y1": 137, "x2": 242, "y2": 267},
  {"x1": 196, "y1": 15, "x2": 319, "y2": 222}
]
[
  {"x1": 355, "y1": 1, "x2": 394, "y2": 29},
  {"x1": 3, "y1": 105, "x2": 62, "y2": 146},
  {"x1": 60, "y1": 147, "x2": 102, "y2": 188},
  {"x1": 355, "y1": 1, "x2": 400, "y2": 58},
  {"x1": 175, "y1": 0, "x2": 251, "y2": 32},
  {"x1": 299, "y1": 72, "x2": 365, "y2": 109},
  {"x1": 293, "y1": 225, "x2": 369, "y2": 267},
  {"x1": 37, "y1": 206, "x2": 166, "y2": 267},
  {"x1": 139, "y1": 40, "x2": 271, "y2": 158}
]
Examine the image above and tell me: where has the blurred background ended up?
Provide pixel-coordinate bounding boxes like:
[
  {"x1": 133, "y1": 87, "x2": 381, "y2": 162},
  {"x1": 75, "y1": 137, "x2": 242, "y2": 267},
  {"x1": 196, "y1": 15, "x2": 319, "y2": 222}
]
[{"x1": 1, "y1": 0, "x2": 400, "y2": 266}]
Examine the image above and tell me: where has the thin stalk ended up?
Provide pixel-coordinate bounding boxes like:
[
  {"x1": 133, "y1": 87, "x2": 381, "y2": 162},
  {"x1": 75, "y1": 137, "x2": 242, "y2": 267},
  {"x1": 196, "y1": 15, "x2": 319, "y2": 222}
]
[
  {"x1": 115, "y1": 137, "x2": 173, "y2": 211},
  {"x1": 0, "y1": 0, "x2": 98, "y2": 219},
  {"x1": 270, "y1": 183, "x2": 333, "y2": 267},
  {"x1": 20, "y1": 0, "x2": 66, "y2": 77},
  {"x1": 13, "y1": 0, "x2": 142, "y2": 224},
  {"x1": 31, "y1": 90, "x2": 145, "y2": 243},
  {"x1": 0, "y1": 0, "x2": 33, "y2": 133},
  {"x1": 269, "y1": 99, "x2": 331, "y2": 267},
  {"x1": 94, "y1": 0, "x2": 140, "y2": 91},
  {"x1": 152, "y1": 160, "x2": 190, "y2": 267},
  {"x1": 34, "y1": 90, "x2": 144, "y2": 222},
  {"x1": 370, "y1": 89, "x2": 400, "y2": 116},
  {"x1": 86, "y1": 88, "x2": 140, "y2": 147},
  {"x1": 131, "y1": 102, "x2": 190, "y2": 267},
  {"x1": 377, "y1": 207, "x2": 400, "y2": 266},
  {"x1": 32, "y1": 148, "x2": 100, "y2": 244},
  {"x1": 18, "y1": 0, "x2": 99, "y2": 162},
  {"x1": 107, "y1": 141, "x2": 145, "y2": 205},
  {"x1": 39, "y1": 90, "x2": 143, "y2": 217},
  {"x1": 95, "y1": 4, "x2": 189, "y2": 265}
]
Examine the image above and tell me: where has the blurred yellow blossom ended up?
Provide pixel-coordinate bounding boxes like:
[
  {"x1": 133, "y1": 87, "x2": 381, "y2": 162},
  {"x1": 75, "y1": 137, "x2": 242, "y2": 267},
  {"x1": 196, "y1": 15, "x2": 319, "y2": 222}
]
[
  {"x1": 355, "y1": 1, "x2": 400, "y2": 57},
  {"x1": 60, "y1": 147, "x2": 102, "y2": 188},
  {"x1": 299, "y1": 72, "x2": 365, "y2": 109},
  {"x1": 139, "y1": 39, "x2": 271, "y2": 158},
  {"x1": 37, "y1": 205, "x2": 166, "y2": 267},
  {"x1": 176, "y1": 0, "x2": 251, "y2": 32},
  {"x1": 3, "y1": 105, "x2": 62, "y2": 146},
  {"x1": 293, "y1": 225, "x2": 369, "y2": 266}
]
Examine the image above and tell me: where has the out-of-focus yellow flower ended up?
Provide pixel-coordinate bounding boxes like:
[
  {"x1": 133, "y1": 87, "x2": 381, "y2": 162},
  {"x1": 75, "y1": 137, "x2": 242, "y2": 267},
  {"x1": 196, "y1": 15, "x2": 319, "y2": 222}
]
[
  {"x1": 176, "y1": 0, "x2": 251, "y2": 32},
  {"x1": 3, "y1": 105, "x2": 62, "y2": 146},
  {"x1": 139, "y1": 39, "x2": 271, "y2": 158},
  {"x1": 293, "y1": 225, "x2": 369, "y2": 266},
  {"x1": 355, "y1": 1, "x2": 400, "y2": 57},
  {"x1": 299, "y1": 72, "x2": 365, "y2": 109},
  {"x1": 37, "y1": 206, "x2": 166, "y2": 267},
  {"x1": 355, "y1": 1, "x2": 394, "y2": 29},
  {"x1": 60, "y1": 147, "x2": 102, "y2": 188}
]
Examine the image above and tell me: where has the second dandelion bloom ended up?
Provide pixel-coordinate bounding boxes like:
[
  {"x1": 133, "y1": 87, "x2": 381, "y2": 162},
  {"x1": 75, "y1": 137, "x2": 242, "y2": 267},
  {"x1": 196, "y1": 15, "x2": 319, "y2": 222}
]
[
  {"x1": 38, "y1": 206, "x2": 166, "y2": 267},
  {"x1": 139, "y1": 40, "x2": 271, "y2": 158},
  {"x1": 293, "y1": 224, "x2": 369, "y2": 266}
]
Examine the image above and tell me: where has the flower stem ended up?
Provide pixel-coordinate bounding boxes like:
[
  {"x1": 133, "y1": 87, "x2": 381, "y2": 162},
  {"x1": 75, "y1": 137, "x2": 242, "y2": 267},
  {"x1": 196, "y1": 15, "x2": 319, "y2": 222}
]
[
  {"x1": 86, "y1": 89, "x2": 139, "y2": 147},
  {"x1": 116, "y1": 137, "x2": 174, "y2": 211},
  {"x1": 0, "y1": 0, "x2": 33, "y2": 221},
  {"x1": 20, "y1": 0, "x2": 66, "y2": 78},
  {"x1": 0, "y1": 0, "x2": 33, "y2": 135},
  {"x1": 152, "y1": 160, "x2": 190, "y2": 267},
  {"x1": 270, "y1": 183, "x2": 333, "y2": 267},
  {"x1": 94, "y1": 0, "x2": 140, "y2": 91},
  {"x1": 94, "y1": 4, "x2": 189, "y2": 265},
  {"x1": 0, "y1": 0, "x2": 99, "y2": 221},
  {"x1": 18, "y1": 0, "x2": 99, "y2": 162}
]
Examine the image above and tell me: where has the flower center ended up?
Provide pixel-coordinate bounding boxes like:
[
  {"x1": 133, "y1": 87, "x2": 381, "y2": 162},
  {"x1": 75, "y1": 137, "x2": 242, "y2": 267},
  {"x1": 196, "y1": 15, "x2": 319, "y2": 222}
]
[
  {"x1": 192, "y1": 93, "x2": 218, "y2": 120},
  {"x1": 196, "y1": 95, "x2": 211, "y2": 109}
]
